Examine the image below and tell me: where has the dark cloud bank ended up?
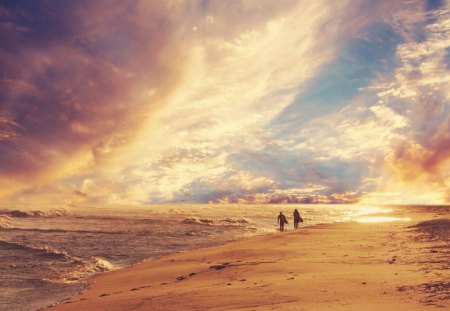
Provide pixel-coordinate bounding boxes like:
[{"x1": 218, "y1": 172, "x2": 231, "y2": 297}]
[{"x1": 0, "y1": 1, "x2": 184, "y2": 192}]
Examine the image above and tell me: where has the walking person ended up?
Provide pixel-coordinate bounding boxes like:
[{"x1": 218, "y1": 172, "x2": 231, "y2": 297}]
[
  {"x1": 277, "y1": 212, "x2": 288, "y2": 231},
  {"x1": 293, "y1": 208, "x2": 303, "y2": 229}
]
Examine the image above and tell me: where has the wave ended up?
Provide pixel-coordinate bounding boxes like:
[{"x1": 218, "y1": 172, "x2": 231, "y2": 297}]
[
  {"x1": 0, "y1": 238, "x2": 116, "y2": 283},
  {"x1": 184, "y1": 231, "x2": 208, "y2": 236},
  {"x1": 1, "y1": 227, "x2": 126, "y2": 235},
  {"x1": 223, "y1": 217, "x2": 250, "y2": 224},
  {"x1": 61, "y1": 257, "x2": 116, "y2": 283},
  {"x1": 182, "y1": 217, "x2": 249, "y2": 226},
  {"x1": 71, "y1": 214, "x2": 129, "y2": 221},
  {"x1": 0, "y1": 239, "x2": 78, "y2": 261},
  {"x1": 0, "y1": 209, "x2": 68, "y2": 218},
  {"x1": 0, "y1": 215, "x2": 11, "y2": 228}
]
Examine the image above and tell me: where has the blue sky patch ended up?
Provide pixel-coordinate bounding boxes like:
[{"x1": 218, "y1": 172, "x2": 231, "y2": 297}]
[{"x1": 271, "y1": 23, "x2": 402, "y2": 137}]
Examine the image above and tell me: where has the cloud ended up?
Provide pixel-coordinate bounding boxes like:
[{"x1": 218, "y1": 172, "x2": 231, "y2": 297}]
[
  {"x1": 79, "y1": 0, "x2": 354, "y2": 204},
  {"x1": 0, "y1": 112, "x2": 22, "y2": 141},
  {"x1": 212, "y1": 185, "x2": 359, "y2": 204},
  {"x1": 369, "y1": 4, "x2": 450, "y2": 202},
  {"x1": 2, "y1": 0, "x2": 450, "y2": 205},
  {"x1": 122, "y1": 0, "x2": 401, "y2": 203},
  {"x1": 0, "y1": 1, "x2": 190, "y2": 194}
]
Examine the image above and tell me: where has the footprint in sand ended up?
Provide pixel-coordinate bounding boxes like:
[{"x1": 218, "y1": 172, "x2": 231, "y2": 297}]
[
  {"x1": 209, "y1": 263, "x2": 230, "y2": 270},
  {"x1": 388, "y1": 257, "x2": 397, "y2": 264},
  {"x1": 139, "y1": 285, "x2": 152, "y2": 289}
]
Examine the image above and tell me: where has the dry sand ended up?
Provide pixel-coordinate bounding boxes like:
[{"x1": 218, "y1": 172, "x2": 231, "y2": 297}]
[{"x1": 48, "y1": 207, "x2": 450, "y2": 311}]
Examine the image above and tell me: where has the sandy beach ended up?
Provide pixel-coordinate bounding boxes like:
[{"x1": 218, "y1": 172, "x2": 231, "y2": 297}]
[
  {"x1": 3, "y1": 1, "x2": 450, "y2": 310},
  {"x1": 48, "y1": 208, "x2": 450, "y2": 311}
]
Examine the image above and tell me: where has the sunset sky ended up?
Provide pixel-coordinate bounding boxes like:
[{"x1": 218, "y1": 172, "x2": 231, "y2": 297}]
[{"x1": 1, "y1": 0, "x2": 449, "y2": 206}]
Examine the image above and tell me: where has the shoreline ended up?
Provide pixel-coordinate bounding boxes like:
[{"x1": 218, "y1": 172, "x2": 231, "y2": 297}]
[
  {"x1": 47, "y1": 208, "x2": 450, "y2": 310},
  {"x1": 40, "y1": 220, "x2": 289, "y2": 310},
  {"x1": 37, "y1": 213, "x2": 333, "y2": 310},
  {"x1": 39, "y1": 219, "x2": 370, "y2": 310}
]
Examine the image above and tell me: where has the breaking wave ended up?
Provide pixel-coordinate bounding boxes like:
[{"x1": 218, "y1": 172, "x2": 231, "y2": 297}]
[
  {"x1": 60, "y1": 257, "x2": 116, "y2": 283},
  {"x1": 0, "y1": 215, "x2": 11, "y2": 228},
  {"x1": 0, "y1": 239, "x2": 79, "y2": 261},
  {"x1": 182, "y1": 217, "x2": 249, "y2": 226},
  {"x1": 0, "y1": 209, "x2": 68, "y2": 218},
  {"x1": 2, "y1": 227, "x2": 126, "y2": 235},
  {"x1": 0, "y1": 239, "x2": 115, "y2": 283}
]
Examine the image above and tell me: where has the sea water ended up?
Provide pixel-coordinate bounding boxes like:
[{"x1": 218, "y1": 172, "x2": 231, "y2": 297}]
[{"x1": 0, "y1": 204, "x2": 391, "y2": 311}]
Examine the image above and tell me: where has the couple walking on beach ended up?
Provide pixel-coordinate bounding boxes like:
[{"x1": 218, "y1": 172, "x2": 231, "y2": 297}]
[{"x1": 277, "y1": 209, "x2": 303, "y2": 231}]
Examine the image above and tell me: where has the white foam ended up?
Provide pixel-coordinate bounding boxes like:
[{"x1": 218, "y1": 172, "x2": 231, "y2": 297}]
[
  {"x1": 182, "y1": 217, "x2": 215, "y2": 225},
  {"x1": 0, "y1": 215, "x2": 11, "y2": 228},
  {"x1": 38, "y1": 256, "x2": 117, "y2": 284},
  {"x1": 223, "y1": 217, "x2": 249, "y2": 224},
  {"x1": 0, "y1": 239, "x2": 76, "y2": 261},
  {"x1": 91, "y1": 257, "x2": 116, "y2": 271},
  {"x1": 4, "y1": 209, "x2": 68, "y2": 218},
  {"x1": 182, "y1": 217, "x2": 249, "y2": 226}
]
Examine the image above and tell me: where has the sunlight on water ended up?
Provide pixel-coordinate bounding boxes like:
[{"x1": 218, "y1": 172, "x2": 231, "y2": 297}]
[
  {"x1": 355, "y1": 206, "x2": 393, "y2": 215},
  {"x1": 356, "y1": 216, "x2": 412, "y2": 223}
]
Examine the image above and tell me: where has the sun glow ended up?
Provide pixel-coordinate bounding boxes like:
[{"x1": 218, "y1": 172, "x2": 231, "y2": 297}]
[
  {"x1": 1, "y1": 1, "x2": 450, "y2": 205},
  {"x1": 356, "y1": 216, "x2": 412, "y2": 223}
]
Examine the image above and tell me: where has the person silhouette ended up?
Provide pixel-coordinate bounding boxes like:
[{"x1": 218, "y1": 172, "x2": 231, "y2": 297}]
[
  {"x1": 277, "y1": 212, "x2": 288, "y2": 231},
  {"x1": 293, "y1": 208, "x2": 302, "y2": 229}
]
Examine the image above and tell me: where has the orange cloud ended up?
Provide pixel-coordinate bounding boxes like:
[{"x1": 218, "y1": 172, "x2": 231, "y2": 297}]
[
  {"x1": 368, "y1": 5, "x2": 450, "y2": 203},
  {"x1": 212, "y1": 187, "x2": 360, "y2": 204}
]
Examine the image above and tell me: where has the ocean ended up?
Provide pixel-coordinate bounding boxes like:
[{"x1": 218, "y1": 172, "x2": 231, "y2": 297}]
[{"x1": 0, "y1": 204, "x2": 394, "y2": 311}]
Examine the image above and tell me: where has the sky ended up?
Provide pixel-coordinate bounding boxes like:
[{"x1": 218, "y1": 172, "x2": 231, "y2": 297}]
[{"x1": 1, "y1": 0, "x2": 450, "y2": 206}]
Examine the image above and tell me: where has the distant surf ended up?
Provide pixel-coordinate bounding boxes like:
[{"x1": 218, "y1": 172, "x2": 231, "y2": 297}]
[
  {"x1": 0, "y1": 215, "x2": 11, "y2": 228},
  {"x1": 0, "y1": 209, "x2": 68, "y2": 218},
  {"x1": 182, "y1": 217, "x2": 250, "y2": 225}
]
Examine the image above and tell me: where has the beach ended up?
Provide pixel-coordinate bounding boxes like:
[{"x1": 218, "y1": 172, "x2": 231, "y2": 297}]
[
  {"x1": 1, "y1": 204, "x2": 405, "y2": 310},
  {"x1": 3, "y1": 1, "x2": 450, "y2": 310},
  {"x1": 47, "y1": 207, "x2": 450, "y2": 311}
]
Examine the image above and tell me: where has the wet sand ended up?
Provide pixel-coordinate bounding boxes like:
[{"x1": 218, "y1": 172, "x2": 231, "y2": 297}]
[{"x1": 48, "y1": 208, "x2": 450, "y2": 310}]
